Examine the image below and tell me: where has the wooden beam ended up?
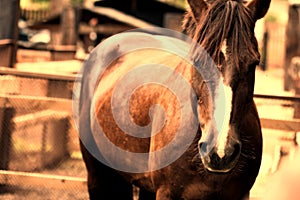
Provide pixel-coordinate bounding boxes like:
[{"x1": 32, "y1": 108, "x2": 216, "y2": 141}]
[
  {"x1": 85, "y1": 6, "x2": 155, "y2": 28},
  {"x1": 0, "y1": 39, "x2": 14, "y2": 46},
  {"x1": 254, "y1": 93, "x2": 300, "y2": 102},
  {"x1": 13, "y1": 109, "x2": 69, "y2": 130},
  {"x1": 0, "y1": 170, "x2": 86, "y2": 190},
  {"x1": 0, "y1": 94, "x2": 72, "y2": 112},
  {"x1": 0, "y1": 108, "x2": 15, "y2": 170},
  {"x1": 0, "y1": 66, "x2": 79, "y2": 82},
  {"x1": 79, "y1": 23, "x2": 132, "y2": 35},
  {"x1": 260, "y1": 118, "x2": 300, "y2": 132}
]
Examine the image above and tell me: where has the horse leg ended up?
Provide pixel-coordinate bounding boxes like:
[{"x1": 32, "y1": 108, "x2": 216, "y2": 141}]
[
  {"x1": 138, "y1": 187, "x2": 156, "y2": 200},
  {"x1": 156, "y1": 186, "x2": 172, "y2": 200},
  {"x1": 80, "y1": 142, "x2": 133, "y2": 200}
]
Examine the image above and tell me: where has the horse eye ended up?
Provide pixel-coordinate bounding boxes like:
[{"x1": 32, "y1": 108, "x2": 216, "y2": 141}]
[
  {"x1": 198, "y1": 98, "x2": 203, "y2": 104},
  {"x1": 200, "y1": 123, "x2": 205, "y2": 129}
]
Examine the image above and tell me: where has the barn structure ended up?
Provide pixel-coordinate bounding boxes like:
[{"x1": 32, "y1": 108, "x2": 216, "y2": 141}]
[{"x1": 1, "y1": 0, "x2": 185, "y2": 63}]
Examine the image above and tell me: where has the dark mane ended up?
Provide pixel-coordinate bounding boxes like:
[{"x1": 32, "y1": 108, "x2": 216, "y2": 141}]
[{"x1": 183, "y1": 0, "x2": 260, "y2": 71}]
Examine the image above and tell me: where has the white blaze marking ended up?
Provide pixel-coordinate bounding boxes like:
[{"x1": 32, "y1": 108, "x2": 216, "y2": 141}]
[
  {"x1": 213, "y1": 78, "x2": 233, "y2": 158},
  {"x1": 221, "y1": 40, "x2": 228, "y2": 61}
]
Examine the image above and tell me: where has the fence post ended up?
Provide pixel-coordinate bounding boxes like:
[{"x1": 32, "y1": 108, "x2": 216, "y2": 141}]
[
  {"x1": 291, "y1": 58, "x2": 300, "y2": 118},
  {"x1": 260, "y1": 28, "x2": 269, "y2": 71},
  {"x1": 292, "y1": 59, "x2": 300, "y2": 153},
  {"x1": 50, "y1": 5, "x2": 78, "y2": 61},
  {"x1": 0, "y1": 107, "x2": 15, "y2": 170},
  {"x1": 0, "y1": 0, "x2": 20, "y2": 67},
  {"x1": 41, "y1": 117, "x2": 69, "y2": 167},
  {"x1": 61, "y1": 6, "x2": 78, "y2": 46},
  {"x1": 294, "y1": 77, "x2": 300, "y2": 119},
  {"x1": 284, "y1": 4, "x2": 300, "y2": 91}
]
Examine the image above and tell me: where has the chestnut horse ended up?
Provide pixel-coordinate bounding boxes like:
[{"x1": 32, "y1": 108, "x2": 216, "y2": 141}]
[{"x1": 77, "y1": 0, "x2": 271, "y2": 199}]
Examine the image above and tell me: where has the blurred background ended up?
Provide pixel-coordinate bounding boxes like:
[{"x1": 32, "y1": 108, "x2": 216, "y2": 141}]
[{"x1": 0, "y1": 0, "x2": 300, "y2": 199}]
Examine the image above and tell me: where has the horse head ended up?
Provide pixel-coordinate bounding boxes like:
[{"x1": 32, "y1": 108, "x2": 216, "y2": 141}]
[{"x1": 185, "y1": 0, "x2": 271, "y2": 173}]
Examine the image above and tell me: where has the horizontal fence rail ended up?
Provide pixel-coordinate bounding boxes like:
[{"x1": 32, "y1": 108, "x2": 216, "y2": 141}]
[
  {"x1": 0, "y1": 170, "x2": 86, "y2": 190},
  {"x1": 254, "y1": 93, "x2": 300, "y2": 102},
  {"x1": 254, "y1": 93, "x2": 300, "y2": 132},
  {"x1": 0, "y1": 66, "x2": 79, "y2": 82}
]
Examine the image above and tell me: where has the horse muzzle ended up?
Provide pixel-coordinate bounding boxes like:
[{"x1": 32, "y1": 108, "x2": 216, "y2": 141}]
[{"x1": 198, "y1": 138, "x2": 241, "y2": 173}]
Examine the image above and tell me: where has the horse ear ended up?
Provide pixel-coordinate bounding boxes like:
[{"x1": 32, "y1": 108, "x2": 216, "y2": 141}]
[
  {"x1": 247, "y1": 0, "x2": 271, "y2": 20},
  {"x1": 187, "y1": 0, "x2": 208, "y2": 22}
]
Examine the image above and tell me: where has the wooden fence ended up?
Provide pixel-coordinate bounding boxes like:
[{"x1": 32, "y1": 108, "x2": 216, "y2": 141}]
[{"x1": 0, "y1": 67, "x2": 83, "y2": 189}]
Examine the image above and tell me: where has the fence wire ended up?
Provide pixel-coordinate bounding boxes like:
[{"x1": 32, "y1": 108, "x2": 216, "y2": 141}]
[{"x1": 0, "y1": 74, "x2": 88, "y2": 200}]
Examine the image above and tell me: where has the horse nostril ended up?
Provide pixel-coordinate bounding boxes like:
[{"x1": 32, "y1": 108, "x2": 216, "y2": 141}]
[
  {"x1": 230, "y1": 143, "x2": 241, "y2": 161},
  {"x1": 199, "y1": 142, "x2": 208, "y2": 154},
  {"x1": 198, "y1": 139, "x2": 241, "y2": 173}
]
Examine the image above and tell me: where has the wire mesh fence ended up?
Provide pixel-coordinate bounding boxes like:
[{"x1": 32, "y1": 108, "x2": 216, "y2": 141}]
[{"x1": 0, "y1": 71, "x2": 88, "y2": 199}]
